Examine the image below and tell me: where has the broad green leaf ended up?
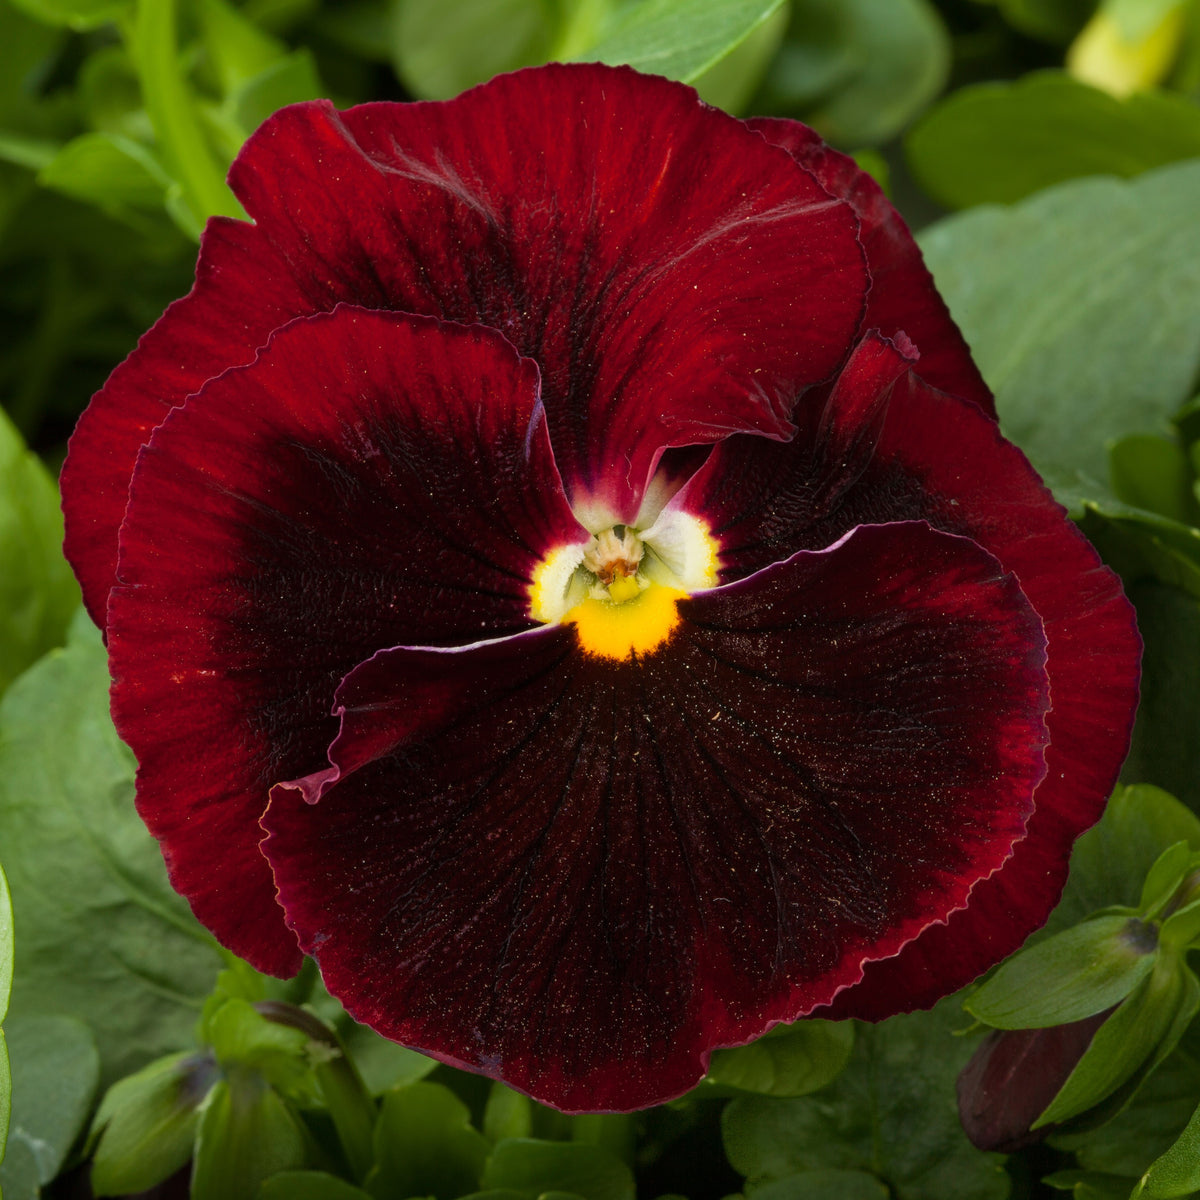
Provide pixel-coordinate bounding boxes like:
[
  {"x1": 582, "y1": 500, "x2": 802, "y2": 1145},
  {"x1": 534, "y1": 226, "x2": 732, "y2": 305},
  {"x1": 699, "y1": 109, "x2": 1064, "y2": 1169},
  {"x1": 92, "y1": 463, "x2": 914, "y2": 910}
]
[
  {"x1": 230, "y1": 49, "x2": 324, "y2": 135},
  {"x1": 691, "y1": 1, "x2": 788, "y2": 112},
  {"x1": 0, "y1": 614, "x2": 222, "y2": 1088},
  {"x1": 481, "y1": 1138, "x2": 636, "y2": 1200},
  {"x1": 722, "y1": 998, "x2": 1009, "y2": 1200},
  {"x1": 1051, "y1": 786, "x2": 1200, "y2": 933},
  {"x1": 966, "y1": 915, "x2": 1158, "y2": 1028},
  {"x1": 0, "y1": 863, "x2": 11, "y2": 1164},
  {"x1": 906, "y1": 73, "x2": 1200, "y2": 210},
  {"x1": 987, "y1": 0, "x2": 1095, "y2": 42},
  {"x1": 90, "y1": 1050, "x2": 218, "y2": 1195},
  {"x1": 38, "y1": 132, "x2": 169, "y2": 213},
  {"x1": 1079, "y1": 502, "x2": 1200, "y2": 599},
  {"x1": 192, "y1": 1073, "x2": 309, "y2": 1200},
  {"x1": 582, "y1": 0, "x2": 786, "y2": 86},
  {"x1": 1122, "y1": 583, "x2": 1200, "y2": 811},
  {"x1": 1110, "y1": 434, "x2": 1199, "y2": 525},
  {"x1": 484, "y1": 1083, "x2": 533, "y2": 1143},
  {"x1": 205, "y1": 999, "x2": 318, "y2": 1104},
  {"x1": 196, "y1": 0, "x2": 289, "y2": 95},
  {"x1": 1134, "y1": 1094, "x2": 1200, "y2": 1197},
  {"x1": 366, "y1": 1081, "x2": 489, "y2": 1200},
  {"x1": 7, "y1": 0, "x2": 129, "y2": 30},
  {"x1": 703, "y1": 1019, "x2": 854, "y2": 1097},
  {"x1": 749, "y1": 1171, "x2": 891, "y2": 1200},
  {"x1": 340, "y1": 1021, "x2": 437, "y2": 1096},
  {"x1": 0, "y1": 408, "x2": 80, "y2": 696},
  {"x1": 259, "y1": 1173, "x2": 374, "y2": 1200},
  {"x1": 756, "y1": 0, "x2": 950, "y2": 146},
  {"x1": 0, "y1": 1014, "x2": 99, "y2": 1191},
  {"x1": 77, "y1": 45, "x2": 152, "y2": 140},
  {"x1": 919, "y1": 160, "x2": 1200, "y2": 494},
  {"x1": 1037, "y1": 953, "x2": 1193, "y2": 1126},
  {"x1": 392, "y1": 0, "x2": 564, "y2": 100}
]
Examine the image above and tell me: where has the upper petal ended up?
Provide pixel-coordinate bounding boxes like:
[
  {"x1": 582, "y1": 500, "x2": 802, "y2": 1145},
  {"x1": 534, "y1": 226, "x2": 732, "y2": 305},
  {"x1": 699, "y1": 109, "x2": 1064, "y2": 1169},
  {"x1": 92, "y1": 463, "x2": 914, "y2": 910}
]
[
  {"x1": 262, "y1": 521, "x2": 1049, "y2": 1111},
  {"x1": 63, "y1": 65, "x2": 868, "y2": 626},
  {"x1": 107, "y1": 306, "x2": 584, "y2": 974},
  {"x1": 748, "y1": 116, "x2": 996, "y2": 418}
]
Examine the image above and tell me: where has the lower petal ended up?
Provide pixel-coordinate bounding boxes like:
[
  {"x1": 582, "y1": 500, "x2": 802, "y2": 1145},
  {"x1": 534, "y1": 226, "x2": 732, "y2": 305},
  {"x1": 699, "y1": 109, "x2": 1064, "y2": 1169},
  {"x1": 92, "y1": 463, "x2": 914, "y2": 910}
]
[{"x1": 263, "y1": 521, "x2": 1050, "y2": 1111}]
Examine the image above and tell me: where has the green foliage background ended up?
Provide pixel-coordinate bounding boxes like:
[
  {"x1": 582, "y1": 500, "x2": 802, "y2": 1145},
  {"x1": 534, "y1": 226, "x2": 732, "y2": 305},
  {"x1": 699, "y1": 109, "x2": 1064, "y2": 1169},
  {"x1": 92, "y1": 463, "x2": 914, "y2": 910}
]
[{"x1": 2, "y1": 0, "x2": 1200, "y2": 1197}]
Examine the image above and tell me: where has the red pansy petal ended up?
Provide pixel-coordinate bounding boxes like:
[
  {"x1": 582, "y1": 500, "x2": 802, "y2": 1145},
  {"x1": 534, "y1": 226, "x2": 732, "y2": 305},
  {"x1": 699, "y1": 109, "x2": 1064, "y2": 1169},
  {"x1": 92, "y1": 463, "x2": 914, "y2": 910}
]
[
  {"x1": 263, "y1": 522, "x2": 1049, "y2": 1111},
  {"x1": 748, "y1": 117, "x2": 995, "y2": 418},
  {"x1": 62, "y1": 216, "x2": 307, "y2": 627},
  {"x1": 228, "y1": 65, "x2": 866, "y2": 523},
  {"x1": 107, "y1": 307, "x2": 584, "y2": 974},
  {"x1": 683, "y1": 374, "x2": 1138, "y2": 1016}
]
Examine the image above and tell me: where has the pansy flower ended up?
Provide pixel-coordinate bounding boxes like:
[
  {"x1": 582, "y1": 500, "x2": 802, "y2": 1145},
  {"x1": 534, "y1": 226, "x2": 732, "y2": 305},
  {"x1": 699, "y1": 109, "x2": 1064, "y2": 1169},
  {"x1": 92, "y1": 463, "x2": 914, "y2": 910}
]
[{"x1": 61, "y1": 63, "x2": 1140, "y2": 1112}]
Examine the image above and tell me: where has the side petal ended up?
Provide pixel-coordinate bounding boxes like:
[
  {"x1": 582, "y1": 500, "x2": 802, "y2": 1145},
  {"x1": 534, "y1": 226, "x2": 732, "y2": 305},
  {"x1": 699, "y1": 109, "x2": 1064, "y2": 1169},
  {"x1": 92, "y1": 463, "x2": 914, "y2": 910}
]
[
  {"x1": 682, "y1": 369, "x2": 1139, "y2": 1017},
  {"x1": 262, "y1": 521, "x2": 1049, "y2": 1111},
  {"x1": 108, "y1": 307, "x2": 585, "y2": 975},
  {"x1": 228, "y1": 65, "x2": 866, "y2": 525},
  {"x1": 62, "y1": 216, "x2": 306, "y2": 627},
  {"x1": 748, "y1": 116, "x2": 996, "y2": 418}
]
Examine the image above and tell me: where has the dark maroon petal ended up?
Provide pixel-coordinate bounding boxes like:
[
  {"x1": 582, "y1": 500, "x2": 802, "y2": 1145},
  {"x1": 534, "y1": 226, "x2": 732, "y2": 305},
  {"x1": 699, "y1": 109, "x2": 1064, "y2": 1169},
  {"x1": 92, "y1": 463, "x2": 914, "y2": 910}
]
[
  {"x1": 107, "y1": 307, "x2": 584, "y2": 975},
  {"x1": 61, "y1": 216, "x2": 307, "y2": 627},
  {"x1": 262, "y1": 521, "x2": 1050, "y2": 1111},
  {"x1": 748, "y1": 117, "x2": 995, "y2": 418},
  {"x1": 684, "y1": 369, "x2": 1139, "y2": 1017},
  {"x1": 227, "y1": 65, "x2": 865, "y2": 523},
  {"x1": 956, "y1": 1011, "x2": 1112, "y2": 1152}
]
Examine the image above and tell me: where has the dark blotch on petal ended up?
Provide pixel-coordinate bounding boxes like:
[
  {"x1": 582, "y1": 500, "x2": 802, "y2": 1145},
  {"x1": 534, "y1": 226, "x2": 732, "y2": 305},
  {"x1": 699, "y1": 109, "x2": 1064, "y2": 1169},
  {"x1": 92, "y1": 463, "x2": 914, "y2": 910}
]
[
  {"x1": 264, "y1": 521, "x2": 1050, "y2": 1111},
  {"x1": 108, "y1": 307, "x2": 583, "y2": 974}
]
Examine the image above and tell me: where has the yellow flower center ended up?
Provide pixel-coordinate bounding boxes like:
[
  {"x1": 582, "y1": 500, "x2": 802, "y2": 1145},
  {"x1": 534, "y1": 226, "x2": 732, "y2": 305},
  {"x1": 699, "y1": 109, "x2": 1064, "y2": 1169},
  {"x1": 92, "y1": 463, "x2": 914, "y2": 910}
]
[{"x1": 530, "y1": 512, "x2": 719, "y2": 661}]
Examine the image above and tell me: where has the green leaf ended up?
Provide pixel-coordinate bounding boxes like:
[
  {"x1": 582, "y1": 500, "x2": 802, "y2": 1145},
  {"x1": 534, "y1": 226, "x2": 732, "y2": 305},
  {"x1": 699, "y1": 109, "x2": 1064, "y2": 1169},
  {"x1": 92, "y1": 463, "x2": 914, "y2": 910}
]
[
  {"x1": 0, "y1": 863, "x2": 12, "y2": 1164},
  {"x1": 90, "y1": 1050, "x2": 218, "y2": 1195},
  {"x1": 0, "y1": 408, "x2": 80, "y2": 696},
  {"x1": 1109, "y1": 433, "x2": 1200, "y2": 525},
  {"x1": 691, "y1": 0, "x2": 789, "y2": 113},
  {"x1": 0, "y1": 614, "x2": 222, "y2": 1088},
  {"x1": 703, "y1": 1019, "x2": 854, "y2": 1097},
  {"x1": 749, "y1": 1171, "x2": 892, "y2": 1200},
  {"x1": 756, "y1": 0, "x2": 950, "y2": 146},
  {"x1": 919, "y1": 160, "x2": 1200, "y2": 495},
  {"x1": 967, "y1": 915, "x2": 1159, "y2": 1028},
  {"x1": 906, "y1": 73, "x2": 1200, "y2": 210},
  {"x1": 581, "y1": 0, "x2": 787, "y2": 86},
  {"x1": 366, "y1": 1081, "x2": 489, "y2": 1200},
  {"x1": 128, "y1": 0, "x2": 245, "y2": 233},
  {"x1": 259, "y1": 1173, "x2": 374, "y2": 1200},
  {"x1": 229, "y1": 49, "x2": 324, "y2": 135},
  {"x1": 392, "y1": 0, "x2": 562, "y2": 100},
  {"x1": 192, "y1": 1072, "x2": 310, "y2": 1200},
  {"x1": 1134, "y1": 1093, "x2": 1200, "y2": 1197},
  {"x1": 7, "y1": 0, "x2": 130, "y2": 30},
  {"x1": 484, "y1": 1083, "x2": 533, "y2": 1143},
  {"x1": 205, "y1": 999, "x2": 318, "y2": 1103},
  {"x1": 1122, "y1": 582, "x2": 1200, "y2": 811},
  {"x1": 339, "y1": 1020, "x2": 437, "y2": 1096},
  {"x1": 196, "y1": 0, "x2": 289, "y2": 94},
  {"x1": 0, "y1": 1014, "x2": 99, "y2": 1190},
  {"x1": 722, "y1": 998, "x2": 1009, "y2": 1200},
  {"x1": 38, "y1": 131, "x2": 169, "y2": 213},
  {"x1": 1162, "y1": 897, "x2": 1200, "y2": 948},
  {"x1": 1052, "y1": 1019, "x2": 1200, "y2": 1177},
  {"x1": 1141, "y1": 842, "x2": 1198, "y2": 918},
  {"x1": 989, "y1": 0, "x2": 1095, "y2": 42},
  {"x1": 1037, "y1": 953, "x2": 1194, "y2": 1126},
  {"x1": 481, "y1": 1138, "x2": 636, "y2": 1200},
  {"x1": 1079, "y1": 502, "x2": 1200, "y2": 600}
]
